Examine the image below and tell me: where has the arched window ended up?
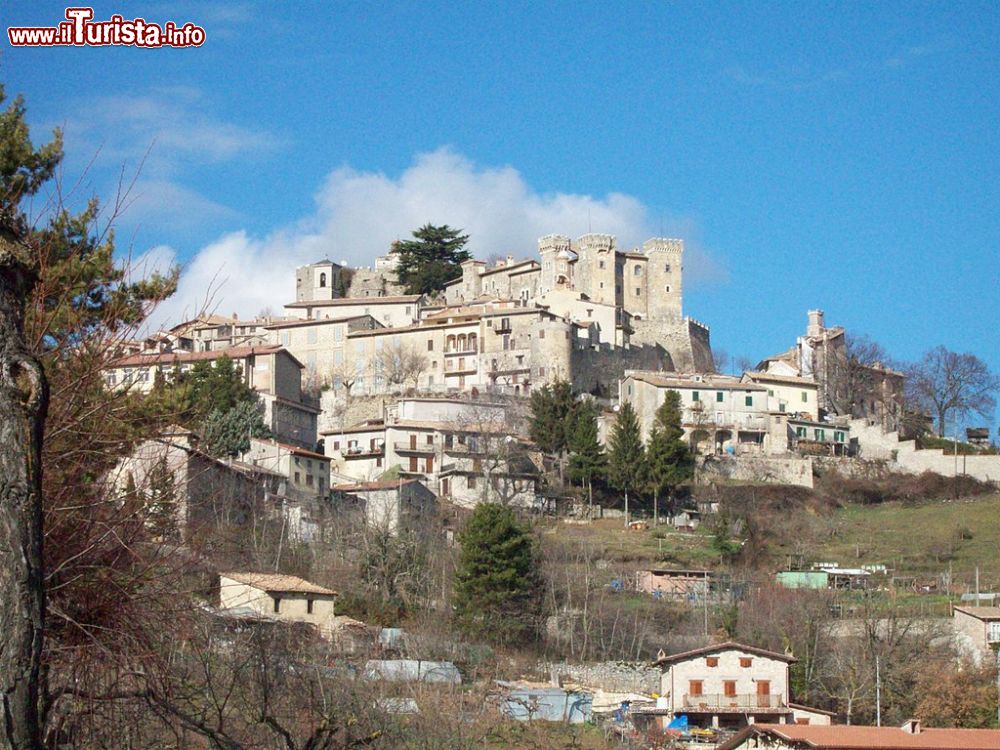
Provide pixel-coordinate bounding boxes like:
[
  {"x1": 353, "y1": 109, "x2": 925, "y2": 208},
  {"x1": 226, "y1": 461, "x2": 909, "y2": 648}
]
[
  {"x1": 457, "y1": 334, "x2": 467, "y2": 351},
  {"x1": 469, "y1": 333, "x2": 478, "y2": 352},
  {"x1": 446, "y1": 335, "x2": 456, "y2": 352},
  {"x1": 319, "y1": 272, "x2": 327, "y2": 287}
]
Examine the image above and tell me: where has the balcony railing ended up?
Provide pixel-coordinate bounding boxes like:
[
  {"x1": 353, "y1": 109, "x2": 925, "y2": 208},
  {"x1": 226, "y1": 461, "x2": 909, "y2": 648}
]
[
  {"x1": 393, "y1": 441, "x2": 435, "y2": 453},
  {"x1": 682, "y1": 694, "x2": 784, "y2": 711},
  {"x1": 444, "y1": 347, "x2": 478, "y2": 356},
  {"x1": 342, "y1": 446, "x2": 384, "y2": 459}
]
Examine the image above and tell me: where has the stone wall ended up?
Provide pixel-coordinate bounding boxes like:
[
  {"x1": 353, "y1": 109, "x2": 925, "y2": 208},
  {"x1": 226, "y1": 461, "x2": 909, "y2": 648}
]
[
  {"x1": 545, "y1": 661, "x2": 661, "y2": 694},
  {"x1": 347, "y1": 268, "x2": 404, "y2": 298},
  {"x1": 630, "y1": 317, "x2": 712, "y2": 373},
  {"x1": 697, "y1": 454, "x2": 815, "y2": 488},
  {"x1": 571, "y1": 343, "x2": 670, "y2": 398}
]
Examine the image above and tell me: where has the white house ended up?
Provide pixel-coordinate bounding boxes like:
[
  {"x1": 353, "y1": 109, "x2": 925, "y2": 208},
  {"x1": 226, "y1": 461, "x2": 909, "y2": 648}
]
[{"x1": 219, "y1": 573, "x2": 337, "y2": 633}]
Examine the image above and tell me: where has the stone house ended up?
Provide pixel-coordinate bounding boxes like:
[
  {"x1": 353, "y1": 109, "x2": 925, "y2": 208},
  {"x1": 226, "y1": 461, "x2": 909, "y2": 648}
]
[
  {"x1": 331, "y1": 477, "x2": 436, "y2": 534},
  {"x1": 323, "y1": 419, "x2": 388, "y2": 481},
  {"x1": 787, "y1": 417, "x2": 853, "y2": 456},
  {"x1": 283, "y1": 293, "x2": 423, "y2": 329},
  {"x1": 952, "y1": 606, "x2": 1000, "y2": 666},
  {"x1": 104, "y1": 344, "x2": 320, "y2": 448},
  {"x1": 655, "y1": 642, "x2": 831, "y2": 732},
  {"x1": 636, "y1": 568, "x2": 712, "y2": 600},
  {"x1": 620, "y1": 372, "x2": 778, "y2": 455},
  {"x1": 741, "y1": 371, "x2": 819, "y2": 420},
  {"x1": 265, "y1": 313, "x2": 383, "y2": 387},
  {"x1": 219, "y1": 572, "x2": 337, "y2": 633},
  {"x1": 243, "y1": 437, "x2": 332, "y2": 499}
]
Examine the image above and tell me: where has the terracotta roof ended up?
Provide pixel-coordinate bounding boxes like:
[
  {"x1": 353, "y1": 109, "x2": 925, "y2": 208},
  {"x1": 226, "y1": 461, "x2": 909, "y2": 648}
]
[
  {"x1": 744, "y1": 371, "x2": 818, "y2": 387},
  {"x1": 319, "y1": 420, "x2": 385, "y2": 436},
  {"x1": 480, "y1": 259, "x2": 538, "y2": 277},
  {"x1": 333, "y1": 478, "x2": 421, "y2": 492},
  {"x1": 110, "y1": 345, "x2": 292, "y2": 368},
  {"x1": 251, "y1": 437, "x2": 328, "y2": 461},
  {"x1": 954, "y1": 606, "x2": 1000, "y2": 620},
  {"x1": 284, "y1": 294, "x2": 421, "y2": 308},
  {"x1": 628, "y1": 372, "x2": 767, "y2": 391},
  {"x1": 221, "y1": 572, "x2": 336, "y2": 596},
  {"x1": 654, "y1": 641, "x2": 796, "y2": 666},
  {"x1": 264, "y1": 314, "x2": 373, "y2": 329},
  {"x1": 718, "y1": 723, "x2": 1000, "y2": 750}
]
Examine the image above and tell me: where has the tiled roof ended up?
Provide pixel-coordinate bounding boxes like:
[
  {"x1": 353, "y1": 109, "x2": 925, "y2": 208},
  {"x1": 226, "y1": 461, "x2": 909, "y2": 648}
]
[
  {"x1": 718, "y1": 723, "x2": 1000, "y2": 750},
  {"x1": 954, "y1": 606, "x2": 1000, "y2": 620},
  {"x1": 284, "y1": 294, "x2": 422, "y2": 308},
  {"x1": 252, "y1": 438, "x2": 328, "y2": 461},
  {"x1": 221, "y1": 572, "x2": 336, "y2": 596},
  {"x1": 743, "y1": 371, "x2": 818, "y2": 387},
  {"x1": 628, "y1": 372, "x2": 767, "y2": 391},
  {"x1": 654, "y1": 640, "x2": 796, "y2": 666},
  {"x1": 264, "y1": 314, "x2": 372, "y2": 329},
  {"x1": 110, "y1": 345, "x2": 290, "y2": 367}
]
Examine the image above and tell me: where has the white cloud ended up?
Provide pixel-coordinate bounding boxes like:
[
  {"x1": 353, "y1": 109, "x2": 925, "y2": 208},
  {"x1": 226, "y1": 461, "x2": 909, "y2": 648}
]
[{"x1": 149, "y1": 148, "x2": 727, "y2": 328}]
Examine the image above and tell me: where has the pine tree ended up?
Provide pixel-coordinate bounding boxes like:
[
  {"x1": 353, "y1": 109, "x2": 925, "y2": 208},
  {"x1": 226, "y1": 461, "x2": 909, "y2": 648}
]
[
  {"x1": 392, "y1": 224, "x2": 471, "y2": 296},
  {"x1": 453, "y1": 503, "x2": 540, "y2": 646},
  {"x1": 608, "y1": 401, "x2": 645, "y2": 525},
  {"x1": 646, "y1": 390, "x2": 693, "y2": 523},
  {"x1": 146, "y1": 456, "x2": 179, "y2": 541},
  {"x1": 202, "y1": 399, "x2": 270, "y2": 458},
  {"x1": 529, "y1": 379, "x2": 575, "y2": 482},
  {"x1": 567, "y1": 400, "x2": 606, "y2": 509}
]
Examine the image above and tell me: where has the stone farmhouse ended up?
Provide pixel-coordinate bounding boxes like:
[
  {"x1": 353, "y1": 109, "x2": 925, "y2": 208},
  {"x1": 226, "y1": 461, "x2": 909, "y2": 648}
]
[
  {"x1": 654, "y1": 642, "x2": 832, "y2": 733},
  {"x1": 218, "y1": 572, "x2": 338, "y2": 634},
  {"x1": 952, "y1": 606, "x2": 1000, "y2": 666}
]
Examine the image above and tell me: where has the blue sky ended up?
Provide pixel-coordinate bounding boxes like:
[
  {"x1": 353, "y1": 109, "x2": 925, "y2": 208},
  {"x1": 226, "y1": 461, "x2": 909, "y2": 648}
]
[{"x1": 4, "y1": 1, "x2": 998, "y2": 418}]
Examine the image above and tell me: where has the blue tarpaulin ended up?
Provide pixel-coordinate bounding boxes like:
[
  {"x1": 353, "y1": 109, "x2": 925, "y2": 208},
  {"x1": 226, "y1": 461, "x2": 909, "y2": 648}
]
[{"x1": 667, "y1": 715, "x2": 689, "y2": 730}]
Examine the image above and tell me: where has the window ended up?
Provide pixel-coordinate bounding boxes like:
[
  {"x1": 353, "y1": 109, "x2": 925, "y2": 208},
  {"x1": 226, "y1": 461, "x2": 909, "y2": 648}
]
[
  {"x1": 281, "y1": 332, "x2": 291, "y2": 348},
  {"x1": 665, "y1": 285, "x2": 671, "y2": 293},
  {"x1": 319, "y1": 272, "x2": 327, "y2": 287},
  {"x1": 801, "y1": 391, "x2": 808, "y2": 403},
  {"x1": 635, "y1": 287, "x2": 641, "y2": 296},
  {"x1": 307, "y1": 598, "x2": 314, "y2": 614},
  {"x1": 664, "y1": 263, "x2": 671, "y2": 272},
  {"x1": 716, "y1": 392, "x2": 724, "y2": 403},
  {"x1": 634, "y1": 265, "x2": 642, "y2": 276},
  {"x1": 333, "y1": 326, "x2": 344, "y2": 342},
  {"x1": 318, "y1": 478, "x2": 325, "y2": 491},
  {"x1": 814, "y1": 428, "x2": 825, "y2": 441},
  {"x1": 688, "y1": 680, "x2": 703, "y2": 697},
  {"x1": 426, "y1": 434, "x2": 433, "y2": 444},
  {"x1": 768, "y1": 389, "x2": 774, "y2": 396},
  {"x1": 294, "y1": 471, "x2": 301, "y2": 483},
  {"x1": 723, "y1": 681, "x2": 737, "y2": 697},
  {"x1": 468, "y1": 475, "x2": 477, "y2": 489},
  {"x1": 307, "y1": 327, "x2": 317, "y2": 344},
  {"x1": 740, "y1": 657, "x2": 753, "y2": 668},
  {"x1": 599, "y1": 260, "x2": 605, "y2": 269},
  {"x1": 272, "y1": 596, "x2": 281, "y2": 613},
  {"x1": 692, "y1": 391, "x2": 700, "y2": 402},
  {"x1": 427, "y1": 339, "x2": 433, "y2": 351},
  {"x1": 538, "y1": 366, "x2": 546, "y2": 377},
  {"x1": 539, "y1": 329, "x2": 545, "y2": 339},
  {"x1": 306, "y1": 474, "x2": 314, "y2": 487},
  {"x1": 706, "y1": 657, "x2": 719, "y2": 667},
  {"x1": 796, "y1": 426, "x2": 807, "y2": 438},
  {"x1": 745, "y1": 395, "x2": 753, "y2": 407},
  {"x1": 834, "y1": 431, "x2": 845, "y2": 443}
]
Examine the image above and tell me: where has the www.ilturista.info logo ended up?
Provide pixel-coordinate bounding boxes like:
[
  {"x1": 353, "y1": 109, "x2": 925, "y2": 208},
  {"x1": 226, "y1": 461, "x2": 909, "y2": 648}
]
[{"x1": 8, "y1": 7, "x2": 206, "y2": 47}]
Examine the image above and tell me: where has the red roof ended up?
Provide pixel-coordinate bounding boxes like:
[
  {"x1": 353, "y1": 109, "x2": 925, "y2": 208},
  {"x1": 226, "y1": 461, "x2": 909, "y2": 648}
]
[
  {"x1": 655, "y1": 641, "x2": 796, "y2": 666},
  {"x1": 719, "y1": 723, "x2": 1000, "y2": 750},
  {"x1": 111, "y1": 345, "x2": 293, "y2": 368},
  {"x1": 333, "y1": 478, "x2": 421, "y2": 492}
]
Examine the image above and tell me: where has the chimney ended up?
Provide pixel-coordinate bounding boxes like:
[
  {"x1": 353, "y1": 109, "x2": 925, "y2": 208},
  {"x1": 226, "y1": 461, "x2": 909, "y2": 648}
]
[
  {"x1": 806, "y1": 309, "x2": 825, "y2": 337},
  {"x1": 900, "y1": 719, "x2": 921, "y2": 734},
  {"x1": 507, "y1": 254, "x2": 514, "y2": 266}
]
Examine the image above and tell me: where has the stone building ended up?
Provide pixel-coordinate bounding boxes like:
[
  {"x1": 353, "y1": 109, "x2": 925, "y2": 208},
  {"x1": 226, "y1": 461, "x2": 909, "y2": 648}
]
[
  {"x1": 242, "y1": 437, "x2": 332, "y2": 499},
  {"x1": 443, "y1": 233, "x2": 712, "y2": 372},
  {"x1": 295, "y1": 254, "x2": 405, "y2": 303},
  {"x1": 104, "y1": 344, "x2": 320, "y2": 448},
  {"x1": 219, "y1": 573, "x2": 338, "y2": 633}
]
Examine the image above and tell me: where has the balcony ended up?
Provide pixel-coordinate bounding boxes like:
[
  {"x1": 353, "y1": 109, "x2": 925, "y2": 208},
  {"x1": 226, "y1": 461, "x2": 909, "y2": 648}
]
[
  {"x1": 444, "y1": 347, "x2": 478, "y2": 356},
  {"x1": 682, "y1": 694, "x2": 784, "y2": 712},
  {"x1": 393, "y1": 441, "x2": 436, "y2": 454},
  {"x1": 444, "y1": 361, "x2": 478, "y2": 374},
  {"x1": 342, "y1": 446, "x2": 384, "y2": 459}
]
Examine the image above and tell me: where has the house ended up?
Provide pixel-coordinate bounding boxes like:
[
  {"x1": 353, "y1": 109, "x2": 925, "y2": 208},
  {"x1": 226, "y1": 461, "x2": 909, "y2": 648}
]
[
  {"x1": 952, "y1": 606, "x2": 1000, "y2": 666},
  {"x1": 104, "y1": 344, "x2": 320, "y2": 447},
  {"x1": 110, "y1": 426, "x2": 287, "y2": 540},
  {"x1": 717, "y1": 721, "x2": 1000, "y2": 750},
  {"x1": 654, "y1": 642, "x2": 831, "y2": 732},
  {"x1": 620, "y1": 372, "x2": 777, "y2": 456},
  {"x1": 243, "y1": 437, "x2": 332, "y2": 499},
  {"x1": 323, "y1": 419, "x2": 387, "y2": 481},
  {"x1": 787, "y1": 417, "x2": 853, "y2": 457},
  {"x1": 636, "y1": 568, "x2": 712, "y2": 600},
  {"x1": 331, "y1": 478, "x2": 436, "y2": 534},
  {"x1": 742, "y1": 371, "x2": 820, "y2": 421},
  {"x1": 218, "y1": 572, "x2": 337, "y2": 632}
]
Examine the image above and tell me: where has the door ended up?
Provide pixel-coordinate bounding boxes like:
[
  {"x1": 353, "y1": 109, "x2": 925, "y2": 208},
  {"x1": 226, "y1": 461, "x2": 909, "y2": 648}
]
[
  {"x1": 409, "y1": 456, "x2": 418, "y2": 472},
  {"x1": 757, "y1": 680, "x2": 770, "y2": 706},
  {"x1": 409, "y1": 434, "x2": 417, "y2": 449},
  {"x1": 724, "y1": 680, "x2": 736, "y2": 698},
  {"x1": 441, "y1": 478, "x2": 449, "y2": 497},
  {"x1": 425, "y1": 455, "x2": 434, "y2": 473}
]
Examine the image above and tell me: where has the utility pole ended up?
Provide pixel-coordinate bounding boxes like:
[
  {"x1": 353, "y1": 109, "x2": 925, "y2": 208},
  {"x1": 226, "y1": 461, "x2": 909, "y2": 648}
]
[{"x1": 875, "y1": 655, "x2": 882, "y2": 727}]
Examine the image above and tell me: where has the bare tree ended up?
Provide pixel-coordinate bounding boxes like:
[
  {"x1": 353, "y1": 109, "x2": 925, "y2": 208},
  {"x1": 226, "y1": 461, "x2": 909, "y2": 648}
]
[
  {"x1": 458, "y1": 397, "x2": 538, "y2": 507},
  {"x1": 374, "y1": 340, "x2": 428, "y2": 391},
  {"x1": 906, "y1": 345, "x2": 999, "y2": 437},
  {"x1": 711, "y1": 348, "x2": 728, "y2": 375},
  {"x1": 824, "y1": 334, "x2": 904, "y2": 428}
]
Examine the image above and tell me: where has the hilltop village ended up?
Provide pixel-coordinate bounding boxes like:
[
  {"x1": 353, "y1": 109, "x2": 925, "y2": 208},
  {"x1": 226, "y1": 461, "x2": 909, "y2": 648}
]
[{"x1": 101, "y1": 231, "x2": 1000, "y2": 750}]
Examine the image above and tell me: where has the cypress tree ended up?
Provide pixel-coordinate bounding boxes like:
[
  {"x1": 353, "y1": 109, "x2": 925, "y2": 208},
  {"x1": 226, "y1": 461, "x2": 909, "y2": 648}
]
[
  {"x1": 567, "y1": 400, "x2": 607, "y2": 509},
  {"x1": 607, "y1": 401, "x2": 645, "y2": 525}
]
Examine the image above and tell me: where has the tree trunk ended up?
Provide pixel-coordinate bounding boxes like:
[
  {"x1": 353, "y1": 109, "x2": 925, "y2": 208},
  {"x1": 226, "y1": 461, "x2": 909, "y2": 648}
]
[{"x1": 0, "y1": 232, "x2": 47, "y2": 750}]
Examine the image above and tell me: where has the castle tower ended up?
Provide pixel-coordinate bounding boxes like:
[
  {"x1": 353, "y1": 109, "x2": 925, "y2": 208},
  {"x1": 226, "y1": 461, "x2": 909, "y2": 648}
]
[
  {"x1": 538, "y1": 234, "x2": 571, "y2": 294},
  {"x1": 641, "y1": 238, "x2": 683, "y2": 322},
  {"x1": 295, "y1": 260, "x2": 344, "y2": 302},
  {"x1": 574, "y1": 233, "x2": 616, "y2": 306},
  {"x1": 806, "y1": 309, "x2": 825, "y2": 338}
]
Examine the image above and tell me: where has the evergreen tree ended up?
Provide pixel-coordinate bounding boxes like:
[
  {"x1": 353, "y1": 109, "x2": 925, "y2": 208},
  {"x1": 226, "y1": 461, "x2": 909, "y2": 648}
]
[
  {"x1": 201, "y1": 399, "x2": 270, "y2": 457},
  {"x1": 392, "y1": 223, "x2": 471, "y2": 296},
  {"x1": 567, "y1": 400, "x2": 606, "y2": 508},
  {"x1": 453, "y1": 503, "x2": 540, "y2": 646},
  {"x1": 607, "y1": 401, "x2": 645, "y2": 524},
  {"x1": 645, "y1": 390, "x2": 693, "y2": 522},
  {"x1": 146, "y1": 456, "x2": 178, "y2": 541},
  {"x1": 529, "y1": 379, "x2": 575, "y2": 482}
]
